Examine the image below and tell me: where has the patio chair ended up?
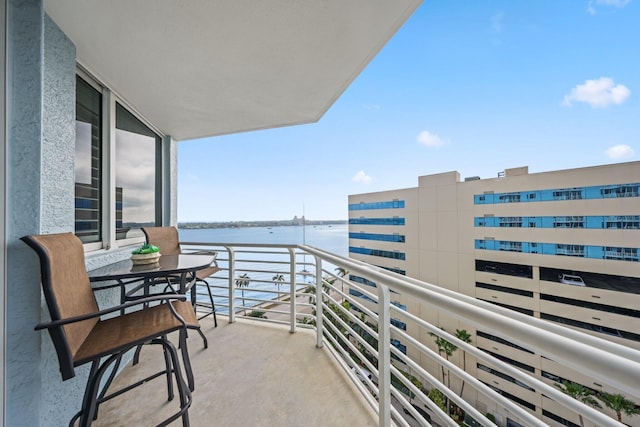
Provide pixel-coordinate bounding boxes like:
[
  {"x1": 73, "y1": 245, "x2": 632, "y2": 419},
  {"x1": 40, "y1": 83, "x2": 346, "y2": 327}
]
[
  {"x1": 22, "y1": 232, "x2": 195, "y2": 427},
  {"x1": 142, "y1": 226, "x2": 218, "y2": 327}
]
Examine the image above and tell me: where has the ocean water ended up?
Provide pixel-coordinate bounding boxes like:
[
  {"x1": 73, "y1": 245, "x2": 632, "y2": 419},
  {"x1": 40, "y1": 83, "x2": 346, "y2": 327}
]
[
  {"x1": 178, "y1": 223, "x2": 348, "y2": 313},
  {"x1": 178, "y1": 223, "x2": 348, "y2": 257}
]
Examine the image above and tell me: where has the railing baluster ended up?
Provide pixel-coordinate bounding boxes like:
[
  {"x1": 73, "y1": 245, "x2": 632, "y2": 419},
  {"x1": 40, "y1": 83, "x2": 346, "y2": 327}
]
[
  {"x1": 288, "y1": 248, "x2": 296, "y2": 333},
  {"x1": 377, "y1": 284, "x2": 391, "y2": 427},
  {"x1": 314, "y1": 255, "x2": 323, "y2": 349},
  {"x1": 227, "y1": 246, "x2": 235, "y2": 323}
]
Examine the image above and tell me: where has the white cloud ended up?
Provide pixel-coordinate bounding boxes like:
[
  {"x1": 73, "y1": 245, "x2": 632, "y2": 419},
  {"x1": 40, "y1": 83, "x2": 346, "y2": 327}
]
[
  {"x1": 417, "y1": 131, "x2": 446, "y2": 148},
  {"x1": 491, "y1": 12, "x2": 504, "y2": 33},
  {"x1": 605, "y1": 144, "x2": 635, "y2": 159},
  {"x1": 562, "y1": 77, "x2": 630, "y2": 108},
  {"x1": 588, "y1": 0, "x2": 630, "y2": 14},
  {"x1": 597, "y1": 0, "x2": 630, "y2": 6},
  {"x1": 352, "y1": 170, "x2": 373, "y2": 184}
]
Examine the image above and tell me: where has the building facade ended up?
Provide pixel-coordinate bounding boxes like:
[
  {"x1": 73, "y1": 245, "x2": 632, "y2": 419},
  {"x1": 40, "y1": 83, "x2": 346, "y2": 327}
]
[{"x1": 348, "y1": 163, "x2": 640, "y2": 426}]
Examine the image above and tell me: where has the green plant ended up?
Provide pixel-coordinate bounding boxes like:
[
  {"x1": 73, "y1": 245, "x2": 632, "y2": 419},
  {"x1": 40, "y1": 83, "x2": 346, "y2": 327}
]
[
  {"x1": 235, "y1": 273, "x2": 251, "y2": 315},
  {"x1": 485, "y1": 412, "x2": 496, "y2": 423},
  {"x1": 247, "y1": 310, "x2": 267, "y2": 319},
  {"x1": 131, "y1": 244, "x2": 160, "y2": 255},
  {"x1": 428, "y1": 388, "x2": 446, "y2": 412},
  {"x1": 272, "y1": 274, "x2": 285, "y2": 300},
  {"x1": 399, "y1": 370, "x2": 423, "y2": 403},
  {"x1": 597, "y1": 391, "x2": 640, "y2": 423},
  {"x1": 455, "y1": 329, "x2": 472, "y2": 397},
  {"x1": 430, "y1": 329, "x2": 457, "y2": 383},
  {"x1": 555, "y1": 381, "x2": 601, "y2": 427},
  {"x1": 430, "y1": 329, "x2": 457, "y2": 414}
]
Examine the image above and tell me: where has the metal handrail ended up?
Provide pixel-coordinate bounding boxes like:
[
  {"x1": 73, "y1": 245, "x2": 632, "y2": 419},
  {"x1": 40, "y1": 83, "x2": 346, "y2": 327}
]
[{"x1": 180, "y1": 241, "x2": 639, "y2": 427}]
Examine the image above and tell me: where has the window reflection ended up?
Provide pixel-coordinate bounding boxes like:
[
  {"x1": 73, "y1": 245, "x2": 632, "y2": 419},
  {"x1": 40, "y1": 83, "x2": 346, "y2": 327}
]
[
  {"x1": 75, "y1": 77, "x2": 102, "y2": 244},
  {"x1": 115, "y1": 103, "x2": 160, "y2": 240}
]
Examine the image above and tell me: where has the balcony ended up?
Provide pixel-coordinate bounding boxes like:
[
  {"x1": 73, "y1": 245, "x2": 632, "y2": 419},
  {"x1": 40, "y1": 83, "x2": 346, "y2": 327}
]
[
  {"x1": 93, "y1": 320, "x2": 377, "y2": 426},
  {"x1": 89, "y1": 242, "x2": 640, "y2": 427}
]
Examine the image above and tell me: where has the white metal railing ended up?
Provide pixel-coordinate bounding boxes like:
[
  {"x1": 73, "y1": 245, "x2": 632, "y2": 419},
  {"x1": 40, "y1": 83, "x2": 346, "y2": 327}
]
[{"x1": 181, "y1": 241, "x2": 640, "y2": 427}]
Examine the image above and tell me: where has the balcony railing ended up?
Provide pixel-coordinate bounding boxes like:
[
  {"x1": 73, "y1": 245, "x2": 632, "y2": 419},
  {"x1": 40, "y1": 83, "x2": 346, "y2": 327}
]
[{"x1": 181, "y1": 241, "x2": 640, "y2": 427}]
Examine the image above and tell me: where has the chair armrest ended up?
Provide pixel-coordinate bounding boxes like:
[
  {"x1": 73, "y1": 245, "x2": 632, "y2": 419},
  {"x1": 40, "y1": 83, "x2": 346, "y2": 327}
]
[{"x1": 34, "y1": 293, "x2": 187, "y2": 330}]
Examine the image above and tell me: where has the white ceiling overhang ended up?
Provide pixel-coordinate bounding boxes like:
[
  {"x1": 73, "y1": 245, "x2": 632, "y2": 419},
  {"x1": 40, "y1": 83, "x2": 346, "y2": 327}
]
[{"x1": 45, "y1": 0, "x2": 422, "y2": 141}]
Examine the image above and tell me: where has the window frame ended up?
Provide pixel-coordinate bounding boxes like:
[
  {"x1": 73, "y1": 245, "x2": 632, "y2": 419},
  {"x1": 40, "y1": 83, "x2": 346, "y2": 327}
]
[{"x1": 76, "y1": 67, "x2": 164, "y2": 252}]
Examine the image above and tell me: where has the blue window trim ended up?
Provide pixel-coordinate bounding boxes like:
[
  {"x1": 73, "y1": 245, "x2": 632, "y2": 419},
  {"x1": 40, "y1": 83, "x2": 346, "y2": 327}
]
[
  {"x1": 475, "y1": 239, "x2": 639, "y2": 262},
  {"x1": 349, "y1": 246, "x2": 406, "y2": 260},
  {"x1": 474, "y1": 183, "x2": 640, "y2": 205},
  {"x1": 475, "y1": 215, "x2": 640, "y2": 229},
  {"x1": 349, "y1": 217, "x2": 406, "y2": 226},
  {"x1": 349, "y1": 200, "x2": 405, "y2": 210},
  {"x1": 349, "y1": 232, "x2": 405, "y2": 243}
]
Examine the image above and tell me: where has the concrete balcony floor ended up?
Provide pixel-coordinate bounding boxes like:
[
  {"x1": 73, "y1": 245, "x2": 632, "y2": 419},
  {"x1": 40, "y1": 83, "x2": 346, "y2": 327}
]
[{"x1": 93, "y1": 316, "x2": 377, "y2": 426}]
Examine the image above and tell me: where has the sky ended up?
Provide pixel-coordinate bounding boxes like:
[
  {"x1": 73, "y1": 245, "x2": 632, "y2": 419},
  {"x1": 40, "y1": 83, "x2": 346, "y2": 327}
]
[{"x1": 177, "y1": 0, "x2": 639, "y2": 222}]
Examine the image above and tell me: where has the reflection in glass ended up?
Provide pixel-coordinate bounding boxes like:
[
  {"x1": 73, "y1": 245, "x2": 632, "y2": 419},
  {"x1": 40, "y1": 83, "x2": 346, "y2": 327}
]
[
  {"x1": 75, "y1": 77, "x2": 102, "y2": 243},
  {"x1": 115, "y1": 103, "x2": 161, "y2": 240}
]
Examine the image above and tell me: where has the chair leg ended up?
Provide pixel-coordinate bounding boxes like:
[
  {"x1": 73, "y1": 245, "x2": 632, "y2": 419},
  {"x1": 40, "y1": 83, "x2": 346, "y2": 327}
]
[
  {"x1": 70, "y1": 361, "x2": 98, "y2": 427},
  {"x1": 179, "y1": 329, "x2": 196, "y2": 392},
  {"x1": 78, "y1": 354, "x2": 123, "y2": 427},
  {"x1": 133, "y1": 343, "x2": 143, "y2": 365},
  {"x1": 191, "y1": 325, "x2": 208, "y2": 349},
  {"x1": 162, "y1": 337, "x2": 175, "y2": 401},
  {"x1": 155, "y1": 338, "x2": 191, "y2": 427},
  {"x1": 197, "y1": 278, "x2": 217, "y2": 327}
]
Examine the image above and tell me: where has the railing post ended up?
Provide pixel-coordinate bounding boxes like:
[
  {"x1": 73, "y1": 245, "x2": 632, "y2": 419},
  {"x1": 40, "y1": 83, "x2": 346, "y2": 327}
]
[
  {"x1": 289, "y1": 248, "x2": 296, "y2": 333},
  {"x1": 227, "y1": 246, "x2": 235, "y2": 323},
  {"x1": 314, "y1": 255, "x2": 323, "y2": 348},
  {"x1": 377, "y1": 284, "x2": 391, "y2": 427}
]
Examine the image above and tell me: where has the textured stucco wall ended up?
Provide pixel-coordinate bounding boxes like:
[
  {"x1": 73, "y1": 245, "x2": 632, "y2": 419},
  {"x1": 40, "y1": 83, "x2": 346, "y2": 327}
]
[
  {"x1": 165, "y1": 136, "x2": 178, "y2": 225},
  {"x1": 6, "y1": 3, "x2": 177, "y2": 424},
  {"x1": 42, "y1": 14, "x2": 75, "y2": 233},
  {"x1": 38, "y1": 14, "x2": 84, "y2": 426},
  {"x1": 6, "y1": 1, "x2": 45, "y2": 425}
]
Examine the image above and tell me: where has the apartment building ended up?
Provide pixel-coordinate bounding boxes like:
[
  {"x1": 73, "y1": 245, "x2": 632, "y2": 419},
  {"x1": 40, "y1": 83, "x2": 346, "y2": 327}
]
[{"x1": 348, "y1": 162, "x2": 640, "y2": 426}]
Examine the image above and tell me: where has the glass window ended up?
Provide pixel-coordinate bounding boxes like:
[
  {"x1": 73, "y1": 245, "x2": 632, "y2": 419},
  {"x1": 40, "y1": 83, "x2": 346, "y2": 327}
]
[
  {"x1": 74, "y1": 73, "x2": 163, "y2": 248},
  {"x1": 348, "y1": 200, "x2": 405, "y2": 210},
  {"x1": 115, "y1": 103, "x2": 161, "y2": 240},
  {"x1": 74, "y1": 77, "x2": 102, "y2": 244},
  {"x1": 349, "y1": 232, "x2": 405, "y2": 242}
]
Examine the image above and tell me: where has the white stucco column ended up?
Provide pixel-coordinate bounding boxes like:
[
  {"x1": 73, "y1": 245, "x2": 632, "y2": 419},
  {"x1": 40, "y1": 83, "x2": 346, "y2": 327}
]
[{"x1": 163, "y1": 135, "x2": 178, "y2": 226}]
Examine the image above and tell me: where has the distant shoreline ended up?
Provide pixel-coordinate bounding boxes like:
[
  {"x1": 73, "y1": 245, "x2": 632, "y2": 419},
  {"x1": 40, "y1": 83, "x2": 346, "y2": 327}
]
[{"x1": 178, "y1": 219, "x2": 347, "y2": 230}]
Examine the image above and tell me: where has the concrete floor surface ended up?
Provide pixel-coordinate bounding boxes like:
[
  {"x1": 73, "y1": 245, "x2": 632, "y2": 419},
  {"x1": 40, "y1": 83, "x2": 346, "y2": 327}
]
[{"x1": 92, "y1": 317, "x2": 377, "y2": 426}]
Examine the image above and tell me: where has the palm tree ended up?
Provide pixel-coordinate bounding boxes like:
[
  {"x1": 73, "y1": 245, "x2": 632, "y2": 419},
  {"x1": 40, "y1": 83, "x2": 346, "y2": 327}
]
[
  {"x1": 597, "y1": 391, "x2": 640, "y2": 423},
  {"x1": 335, "y1": 267, "x2": 348, "y2": 278},
  {"x1": 334, "y1": 267, "x2": 349, "y2": 297},
  {"x1": 430, "y1": 330, "x2": 457, "y2": 385},
  {"x1": 235, "y1": 273, "x2": 250, "y2": 315},
  {"x1": 430, "y1": 329, "x2": 457, "y2": 415},
  {"x1": 555, "y1": 381, "x2": 601, "y2": 427},
  {"x1": 455, "y1": 329, "x2": 472, "y2": 397},
  {"x1": 272, "y1": 274, "x2": 285, "y2": 301}
]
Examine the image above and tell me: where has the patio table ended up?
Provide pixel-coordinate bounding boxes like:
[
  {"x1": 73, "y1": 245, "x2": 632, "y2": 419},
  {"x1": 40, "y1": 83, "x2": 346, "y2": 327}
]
[
  {"x1": 88, "y1": 253, "x2": 217, "y2": 391},
  {"x1": 88, "y1": 253, "x2": 217, "y2": 300}
]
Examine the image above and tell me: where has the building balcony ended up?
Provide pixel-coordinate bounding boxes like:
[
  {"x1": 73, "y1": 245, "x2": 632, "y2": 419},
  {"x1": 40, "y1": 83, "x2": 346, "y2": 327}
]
[
  {"x1": 93, "y1": 319, "x2": 377, "y2": 427},
  {"x1": 87, "y1": 242, "x2": 640, "y2": 427}
]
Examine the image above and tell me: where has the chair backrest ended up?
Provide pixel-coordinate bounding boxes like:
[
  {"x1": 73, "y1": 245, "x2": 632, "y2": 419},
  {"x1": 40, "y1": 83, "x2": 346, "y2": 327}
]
[
  {"x1": 22, "y1": 232, "x2": 99, "y2": 380},
  {"x1": 141, "y1": 226, "x2": 181, "y2": 256}
]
